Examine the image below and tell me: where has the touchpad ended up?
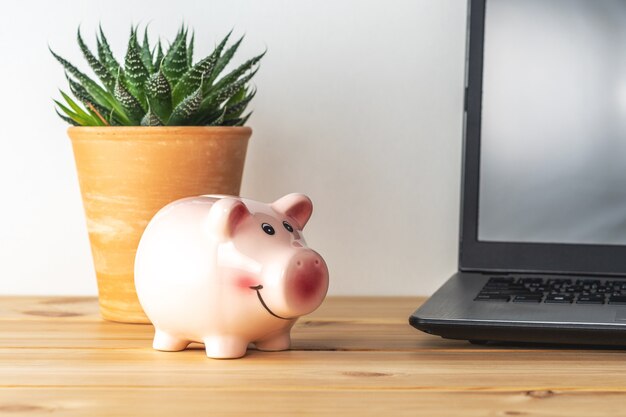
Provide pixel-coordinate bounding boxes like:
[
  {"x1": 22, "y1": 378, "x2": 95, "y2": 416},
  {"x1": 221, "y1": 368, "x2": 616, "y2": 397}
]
[{"x1": 614, "y1": 310, "x2": 626, "y2": 322}]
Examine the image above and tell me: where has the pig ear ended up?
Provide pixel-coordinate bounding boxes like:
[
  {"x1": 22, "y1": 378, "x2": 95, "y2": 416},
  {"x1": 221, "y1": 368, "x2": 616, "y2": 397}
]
[
  {"x1": 271, "y1": 193, "x2": 313, "y2": 229},
  {"x1": 207, "y1": 198, "x2": 251, "y2": 241}
]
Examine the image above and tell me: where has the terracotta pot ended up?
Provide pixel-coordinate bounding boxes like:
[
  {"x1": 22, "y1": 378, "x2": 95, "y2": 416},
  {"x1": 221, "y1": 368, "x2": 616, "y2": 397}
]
[{"x1": 67, "y1": 126, "x2": 252, "y2": 323}]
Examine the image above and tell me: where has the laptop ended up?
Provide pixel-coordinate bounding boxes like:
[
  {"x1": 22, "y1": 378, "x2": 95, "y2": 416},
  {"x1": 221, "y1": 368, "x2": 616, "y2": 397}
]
[{"x1": 410, "y1": 0, "x2": 626, "y2": 346}]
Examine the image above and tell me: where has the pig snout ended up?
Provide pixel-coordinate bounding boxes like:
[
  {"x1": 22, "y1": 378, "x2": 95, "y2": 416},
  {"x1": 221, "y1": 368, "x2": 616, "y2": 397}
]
[
  {"x1": 259, "y1": 249, "x2": 329, "y2": 319},
  {"x1": 286, "y1": 251, "x2": 328, "y2": 313}
]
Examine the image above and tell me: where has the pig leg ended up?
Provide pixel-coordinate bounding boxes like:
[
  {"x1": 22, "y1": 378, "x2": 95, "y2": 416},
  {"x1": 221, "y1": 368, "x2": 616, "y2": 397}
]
[
  {"x1": 153, "y1": 329, "x2": 190, "y2": 352},
  {"x1": 203, "y1": 336, "x2": 249, "y2": 359},
  {"x1": 255, "y1": 331, "x2": 291, "y2": 351}
]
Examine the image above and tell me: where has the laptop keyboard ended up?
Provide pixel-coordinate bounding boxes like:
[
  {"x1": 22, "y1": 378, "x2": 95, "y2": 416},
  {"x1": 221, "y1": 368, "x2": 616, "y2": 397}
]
[{"x1": 475, "y1": 276, "x2": 626, "y2": 305}]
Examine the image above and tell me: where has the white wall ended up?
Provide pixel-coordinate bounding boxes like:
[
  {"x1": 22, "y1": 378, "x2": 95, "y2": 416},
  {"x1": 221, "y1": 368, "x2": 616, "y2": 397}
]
[{"x1": 0, "y1": 0, "x2": 467, "y2": 296}]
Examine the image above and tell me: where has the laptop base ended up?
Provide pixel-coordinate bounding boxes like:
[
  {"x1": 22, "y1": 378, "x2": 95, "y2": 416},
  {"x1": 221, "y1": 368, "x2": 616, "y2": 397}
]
[{"x1": 410, "y1": 273, "x2": 626, "y2": 347}]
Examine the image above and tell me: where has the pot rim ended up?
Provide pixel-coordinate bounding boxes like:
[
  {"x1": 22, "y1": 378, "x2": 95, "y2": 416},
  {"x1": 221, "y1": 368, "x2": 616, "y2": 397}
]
[
  {"x1": 67, "y1": 125, "x2": 253, "y2": 141},
  {"x1": 68, "y1": 126, "x2": 252, "y2": 133}
]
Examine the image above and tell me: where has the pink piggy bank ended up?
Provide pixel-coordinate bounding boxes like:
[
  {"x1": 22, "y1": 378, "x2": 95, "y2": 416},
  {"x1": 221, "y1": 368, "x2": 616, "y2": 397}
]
[{"x1": 134, "y1": 193, "x2": 329, "y2": 359}]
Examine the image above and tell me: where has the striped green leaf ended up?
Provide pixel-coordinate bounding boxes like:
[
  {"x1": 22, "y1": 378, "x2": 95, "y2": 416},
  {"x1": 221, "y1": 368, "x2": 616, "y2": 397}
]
[
  {"x1": 162, "y1": 27, "x2": 188, "y2": 86},
  {"x1": 77, "y1": 28, "x2": 116, "y2": 91},
  {"x1": 171, "y1": 30, "x2": 232, "y2": 106},
  {"x1": 219, "y1": 112, "x2": 252, "y2": 127},
  {"x1": 124, "y1": 29, "x2": 149, "y2": 106},
  {"x1": 58, "y1": 92, "x2": 87, "y2": 121},
  {"x1": 107, "y1": 108, "x2": 123, "y2": 126},
  {"x1": 141, "y1": 27, "x2": 155, "y2": 74},
  {"x1": 207, "y1": 107, "x2": 228, "y2": 126},
  {"x1": 49, "y1": 48, "x2": 117, "y2": 111},
  {"x1": 167, "y1": 86, "x2": 202, "y2": 125},
  {"x1": 141, "y1": 107, "x2": 164, "y2": 126},
  {"x1": 226, "y1": 85, "x2": 247, "y2": 105},
  {"x1": 187, "y1": 31, "x2": 194, "y2": 67},
  {"x1": 57, "y1": 91, "x2": 104, "y2": 126},
  {"x1": 67, "y1": 76, "x2": 115, "y2": 124},
  {"x1": 206, "y1": 35, "x2": 244, "y2": 86},
  {"x1": 209, "y1": 50, "x2": 265, "y2": 94},
  {"x1": 114, "y1": 72, "x2": 145, "y2": 123},
  {"x1": 55, "y1": 100, "x2": 90, "y2": 125},
  {"x1": 236, "y1": 112, "x2": 252, "y2": 126},
  {"x1": 55, "y1": 109, "x2": 80, "y2": 126},
  {"x1": 194, "y1": 105, "x2": 222, "y2": 125},
  {"x1": 97, "y1": 25, "x2": 121, "y2": 75},
  {"x1": 145, "y1": 70, "x2": 172, "y2": 122},
  {"x1": 224, "y1": 88, "x2": 256, "y2": 119},
  {"x1": 66, "y1": 74, "x2": 131, "y2": 125},
  {"x1": 60, "y1": 91, "x2": 85, "y2": 115},
  {"x1": 199, "y1": 68, "x2": 258, "y2": 114},
  {"x1": 85, "y1": 107, "x2": 107, "y2": 125},
  {"x1": 154, "y1": 40, "x2": 164, "y2": 72},
  {"x1": 217, "y1": 68, "x2": 258, "y2": 102}
]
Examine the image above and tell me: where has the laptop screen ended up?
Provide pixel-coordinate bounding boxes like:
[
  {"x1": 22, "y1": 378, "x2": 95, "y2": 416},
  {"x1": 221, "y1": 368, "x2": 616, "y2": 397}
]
[{"x1": 478, "y1": 0, "x2": 626, "y2": 246}]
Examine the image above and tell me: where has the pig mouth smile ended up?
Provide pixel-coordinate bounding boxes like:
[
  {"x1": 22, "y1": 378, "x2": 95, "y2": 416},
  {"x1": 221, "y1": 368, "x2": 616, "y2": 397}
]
[{"x1": 250, "y1": 285, "x2": 291, "y2": 320}]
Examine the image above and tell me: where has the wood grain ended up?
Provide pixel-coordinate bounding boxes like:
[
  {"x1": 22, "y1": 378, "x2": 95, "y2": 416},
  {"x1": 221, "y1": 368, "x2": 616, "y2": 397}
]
[{"x1": 2, "y1": 296, "x2": 626, "y2": 416}]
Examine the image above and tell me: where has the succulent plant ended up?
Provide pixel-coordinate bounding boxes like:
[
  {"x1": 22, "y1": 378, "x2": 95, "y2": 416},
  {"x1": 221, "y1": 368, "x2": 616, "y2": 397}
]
[{"x1": 51, "y1": 24, "x2": 264, "y2": 126}]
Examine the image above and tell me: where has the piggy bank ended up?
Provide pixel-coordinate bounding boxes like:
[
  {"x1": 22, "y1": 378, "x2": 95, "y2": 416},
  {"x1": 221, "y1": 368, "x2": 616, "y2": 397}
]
[{"x1": 134, "y1": 193, "x2": 329, "y2": 359}]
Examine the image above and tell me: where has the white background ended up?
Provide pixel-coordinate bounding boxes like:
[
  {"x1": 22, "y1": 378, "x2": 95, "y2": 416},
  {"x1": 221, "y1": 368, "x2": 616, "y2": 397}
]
[{"x1": 0, "y1": 0, "x2": 467, "y2": 296}]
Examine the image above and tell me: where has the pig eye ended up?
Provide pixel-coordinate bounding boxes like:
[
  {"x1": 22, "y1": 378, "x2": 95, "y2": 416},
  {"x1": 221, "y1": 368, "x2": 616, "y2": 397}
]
[
  {"x1": 261, "y1": 223, "x2": 275, "y2": 235},
  {"x1": 283, "y1": 221, "x2": 294, "y2": 232}
]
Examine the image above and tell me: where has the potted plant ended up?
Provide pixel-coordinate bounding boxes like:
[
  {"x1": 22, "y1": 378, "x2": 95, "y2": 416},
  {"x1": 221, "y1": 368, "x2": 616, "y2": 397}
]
[{"x1": 51, "y1": 24, "x2": 264, "y2": 323}]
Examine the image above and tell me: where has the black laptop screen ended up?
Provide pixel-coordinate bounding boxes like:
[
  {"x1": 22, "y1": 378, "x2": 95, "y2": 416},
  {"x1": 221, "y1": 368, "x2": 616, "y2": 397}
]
[{"x1": 478, "y1": 0, "x2": 626, "y2": 246}]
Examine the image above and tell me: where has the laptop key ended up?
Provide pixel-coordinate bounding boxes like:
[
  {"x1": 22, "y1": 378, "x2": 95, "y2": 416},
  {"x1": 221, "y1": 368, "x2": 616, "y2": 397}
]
[
  {"x1": 483, "y1": 282, "x2": 521, "y2": 289},
  {"x1": 518, "y1": 278, "x2": 543, "y2": 284},
  {"x1": 479, "y1": 290, "x2": 533, "y2": 296},
  {"x1": 475, "y1": 294, "x2": 510, "y2": 302},
  {"x1": 547, "y1": 279, "x2": 572, "y2": 285},
  {"x1": 577, "y1": 296, "x2": 605, "y2": 305},
  {"x1": 545, "y1": 294, "x2": 574, "y2": 303},
  {"x1": 608, "y1": 296, "x2": 626, "y2": 305},
  {"x1": 513, "y1": 295, "x2": 542, "y2": 303},
  {"x1": 576, "y1": 279, "x2": 601, "y2": 286},
  {"x1": 488, "y1": 277, "x2": 515, "y2": 284}
]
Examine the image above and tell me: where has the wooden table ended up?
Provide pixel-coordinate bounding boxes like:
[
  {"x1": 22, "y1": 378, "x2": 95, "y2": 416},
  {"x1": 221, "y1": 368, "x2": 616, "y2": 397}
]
[{"x1": 2, "y1": 297, "x2": 626, "y2": 416}]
